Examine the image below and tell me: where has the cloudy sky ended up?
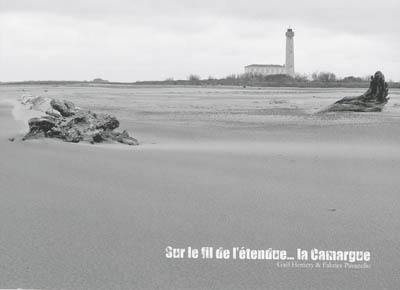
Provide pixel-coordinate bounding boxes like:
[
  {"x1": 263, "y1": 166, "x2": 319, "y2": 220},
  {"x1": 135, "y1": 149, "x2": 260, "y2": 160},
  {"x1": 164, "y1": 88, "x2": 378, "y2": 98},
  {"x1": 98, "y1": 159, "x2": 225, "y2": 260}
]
[{"x1": 0, "y1": 0, "x2": 399, "y2": 82}]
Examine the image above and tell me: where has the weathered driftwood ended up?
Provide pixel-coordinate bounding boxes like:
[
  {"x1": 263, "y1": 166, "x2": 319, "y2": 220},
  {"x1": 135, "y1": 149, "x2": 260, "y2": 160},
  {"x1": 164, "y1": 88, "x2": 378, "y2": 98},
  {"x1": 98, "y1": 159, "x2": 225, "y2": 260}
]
[
  {"x1": 320, "y1": 71, "x2": 389, "y2": 113},
  {"x1": 22, "y1": 98, "x2": 139, "y2": 145}
]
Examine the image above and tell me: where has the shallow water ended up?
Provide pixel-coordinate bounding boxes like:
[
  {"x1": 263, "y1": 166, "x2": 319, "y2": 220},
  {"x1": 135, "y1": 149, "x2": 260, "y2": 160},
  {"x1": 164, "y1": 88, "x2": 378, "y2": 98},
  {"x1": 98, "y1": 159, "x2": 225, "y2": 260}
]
[{"x1": 1, "y1": 84, "x2": 400, "y2": 143}]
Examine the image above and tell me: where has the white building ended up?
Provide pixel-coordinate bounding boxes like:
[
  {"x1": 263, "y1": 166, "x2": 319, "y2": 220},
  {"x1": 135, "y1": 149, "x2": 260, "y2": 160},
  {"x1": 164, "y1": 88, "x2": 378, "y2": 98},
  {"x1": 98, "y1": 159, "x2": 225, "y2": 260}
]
[
  {"x1": 244, "y1": 64, "x2": 286, "y2": 75},
  {"x1": 245, "y1": 28, "x2": 295, "y2": 77}
]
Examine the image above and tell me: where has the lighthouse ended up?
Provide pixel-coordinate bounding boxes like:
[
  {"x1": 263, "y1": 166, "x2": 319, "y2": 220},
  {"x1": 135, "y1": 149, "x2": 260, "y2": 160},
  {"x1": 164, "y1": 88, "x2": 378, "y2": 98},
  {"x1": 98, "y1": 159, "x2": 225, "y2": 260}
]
[
  {"x1": 285, "y1": 28, "x2": 295, "y2": 77},
  {"x1": 244, "y1": 28, "x2": 296, "y2": 77}
]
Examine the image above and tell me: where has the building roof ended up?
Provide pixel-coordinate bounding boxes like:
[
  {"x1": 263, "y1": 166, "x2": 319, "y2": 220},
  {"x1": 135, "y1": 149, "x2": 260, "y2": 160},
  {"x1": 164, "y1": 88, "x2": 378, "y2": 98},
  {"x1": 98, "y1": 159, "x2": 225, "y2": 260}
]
[{"x1": 245, "y1": 64, "x2": 285, "y2": 68}]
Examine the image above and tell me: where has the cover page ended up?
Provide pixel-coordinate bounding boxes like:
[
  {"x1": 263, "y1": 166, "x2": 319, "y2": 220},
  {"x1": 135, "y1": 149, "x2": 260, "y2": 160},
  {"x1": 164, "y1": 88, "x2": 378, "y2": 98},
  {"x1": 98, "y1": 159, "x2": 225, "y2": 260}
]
[{"x1": 0, "y1": 1, "x2": 398, "y2": 289}]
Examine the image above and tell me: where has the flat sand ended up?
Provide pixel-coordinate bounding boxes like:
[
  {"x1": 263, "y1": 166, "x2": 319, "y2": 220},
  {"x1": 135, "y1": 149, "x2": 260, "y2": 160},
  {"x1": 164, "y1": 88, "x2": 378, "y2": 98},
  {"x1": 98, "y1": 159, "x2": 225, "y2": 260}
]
[{"x1": 0, "y1": 85, "x2": 399, "y2": 289}]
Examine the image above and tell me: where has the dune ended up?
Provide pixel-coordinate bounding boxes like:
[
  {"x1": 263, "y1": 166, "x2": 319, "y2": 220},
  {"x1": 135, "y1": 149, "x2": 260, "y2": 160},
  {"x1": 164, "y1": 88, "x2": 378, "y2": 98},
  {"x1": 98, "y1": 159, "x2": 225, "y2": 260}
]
[{"x1": 0, "y1": 86, "x2": 399, "y2": 289}]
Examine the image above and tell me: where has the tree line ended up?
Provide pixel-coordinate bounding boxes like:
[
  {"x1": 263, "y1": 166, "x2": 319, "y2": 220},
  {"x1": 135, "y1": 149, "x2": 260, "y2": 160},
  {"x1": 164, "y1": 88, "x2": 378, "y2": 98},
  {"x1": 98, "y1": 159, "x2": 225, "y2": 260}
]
[{"x1": 152, "y1": 72, "x2": 399, "y2": 88}]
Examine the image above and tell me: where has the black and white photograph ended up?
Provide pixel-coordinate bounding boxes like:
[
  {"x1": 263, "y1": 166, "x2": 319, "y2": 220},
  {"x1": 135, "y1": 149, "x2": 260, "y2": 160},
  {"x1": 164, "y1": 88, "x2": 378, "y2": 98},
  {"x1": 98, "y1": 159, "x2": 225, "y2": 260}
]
[{"x1": 0, "y1": 0, "x2": 399, "y2": 289}]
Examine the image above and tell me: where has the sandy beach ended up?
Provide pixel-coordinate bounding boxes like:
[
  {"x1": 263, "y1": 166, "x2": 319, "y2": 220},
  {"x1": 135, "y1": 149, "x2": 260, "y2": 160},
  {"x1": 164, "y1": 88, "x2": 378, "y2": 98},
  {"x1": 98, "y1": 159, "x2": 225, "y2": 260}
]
[{"x1": 0, "y1": 85, "x2": 400, "y2": 289}]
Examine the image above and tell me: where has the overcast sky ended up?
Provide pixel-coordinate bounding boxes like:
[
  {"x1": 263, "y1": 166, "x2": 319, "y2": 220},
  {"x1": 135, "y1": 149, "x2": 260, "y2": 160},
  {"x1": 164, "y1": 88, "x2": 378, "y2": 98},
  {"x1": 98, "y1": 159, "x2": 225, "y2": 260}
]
[{"x1": 0, "y1": 0, "x2": 399, "y2": 82}]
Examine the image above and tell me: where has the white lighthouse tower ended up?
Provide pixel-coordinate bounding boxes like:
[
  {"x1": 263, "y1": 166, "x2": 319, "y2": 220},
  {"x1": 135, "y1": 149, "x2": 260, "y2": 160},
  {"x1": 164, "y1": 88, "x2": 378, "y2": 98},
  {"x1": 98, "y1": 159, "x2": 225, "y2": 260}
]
[
  {"x1": 244, "y1": 28, "x2": 296, "y2": 77},
  {"x1": 285, "y1": 28, "x2": 295, "y2": 77}
]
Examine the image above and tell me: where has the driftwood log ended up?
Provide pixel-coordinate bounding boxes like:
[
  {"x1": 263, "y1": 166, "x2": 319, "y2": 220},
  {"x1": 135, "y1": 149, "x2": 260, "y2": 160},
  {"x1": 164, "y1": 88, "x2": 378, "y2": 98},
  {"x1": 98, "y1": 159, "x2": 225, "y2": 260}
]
[
  {"x1": 321, "y1": 71, "x2": 389, "y2": 113},
  {"x1": 21, "y1": 98, "x2": 139, "y2": 145}
]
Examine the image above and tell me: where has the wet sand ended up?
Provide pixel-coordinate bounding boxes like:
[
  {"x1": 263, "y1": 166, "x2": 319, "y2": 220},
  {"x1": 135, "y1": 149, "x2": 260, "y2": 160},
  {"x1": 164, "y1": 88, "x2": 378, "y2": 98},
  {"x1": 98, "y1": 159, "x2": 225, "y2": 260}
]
[{"x1": 0, "y1": 86, "x2": 400, "y2": 289}]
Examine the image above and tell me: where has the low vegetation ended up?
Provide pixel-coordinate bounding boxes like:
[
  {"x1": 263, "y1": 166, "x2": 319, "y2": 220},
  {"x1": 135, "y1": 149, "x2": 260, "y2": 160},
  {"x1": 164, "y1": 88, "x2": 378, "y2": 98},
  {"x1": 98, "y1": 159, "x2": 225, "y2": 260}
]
[
  {"x1": 1, "y1": 72, "x2": 399, "y2": 88},
  {"x1": 135, "y1": 72, "x2": 400, "y2": 88}
]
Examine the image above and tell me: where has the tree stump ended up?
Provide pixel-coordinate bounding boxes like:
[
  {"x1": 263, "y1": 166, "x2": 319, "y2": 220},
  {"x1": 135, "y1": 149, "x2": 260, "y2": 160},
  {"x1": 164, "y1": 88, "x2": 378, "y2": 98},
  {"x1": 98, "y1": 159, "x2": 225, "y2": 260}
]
[{"x1": 320, "y1": 71, "x2": 389, "y2": 113}]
